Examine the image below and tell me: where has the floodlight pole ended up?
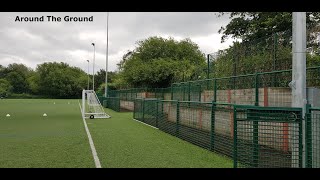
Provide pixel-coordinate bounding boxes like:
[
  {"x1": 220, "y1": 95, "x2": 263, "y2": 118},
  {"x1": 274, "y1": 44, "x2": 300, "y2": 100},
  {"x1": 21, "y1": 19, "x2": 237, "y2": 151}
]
[
  {"x1": 291, "y1": 12, "x2": 306, "y2": 168},
  {"x1": 207, "y1": 54, "x2": 210, "y2": 79},
  {"x1": 105, "y1": 12, "x2": 109, "y2": 97},
  {"x1": 87, "y1": 60, "x2": 90, "y2": 90},
  {"x1": 92, "y1": 43, "x2": 95, "y2": 91}
]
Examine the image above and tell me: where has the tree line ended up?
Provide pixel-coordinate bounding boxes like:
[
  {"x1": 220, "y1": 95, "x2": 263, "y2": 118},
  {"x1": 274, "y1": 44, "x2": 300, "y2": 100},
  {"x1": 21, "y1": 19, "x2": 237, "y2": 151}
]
[{"x1": 0, "y1": 62, "x2": 115, "y2": 98}]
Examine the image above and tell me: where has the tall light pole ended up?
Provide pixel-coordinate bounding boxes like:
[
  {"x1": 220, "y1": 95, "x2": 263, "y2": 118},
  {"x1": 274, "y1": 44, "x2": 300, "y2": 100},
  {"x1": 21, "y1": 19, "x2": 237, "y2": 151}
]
[
  {"x1": 105, "y1": 12, "x2": 109, "y2": 97},
  {"x1": 91, "y1": 42, "x2": 95, "y2": 91},
  {"x1": 87, "y1": 60, "x2": 90, "y2": 90}
]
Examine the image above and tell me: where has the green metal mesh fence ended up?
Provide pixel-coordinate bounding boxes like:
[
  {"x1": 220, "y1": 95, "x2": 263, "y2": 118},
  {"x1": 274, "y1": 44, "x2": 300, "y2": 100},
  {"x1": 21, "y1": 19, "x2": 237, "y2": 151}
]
[
  {"x1": 306, "y1": 105, "x2": 320, "y2": 168},
  {"x1": 133, "y1": 100, "x2": 304, "y2": 168},
  {"x1": 211, "y1": 102, "x2": 235, "y2": 157},
  {"x1": 133, "y1": 98, "x2": 143, "y2": 122},
  {"x1": 134, "y1": 100, "x2": 232, "y2": 164},
  {"x1": 110, "y1": 66, "x2": 320, "y2": 110},
  {"x1": 97, "y1": 96, "x2": 107, "y2": 106},
  {"x1": 234, "y1": 105, "x2": 302, "y2": 168},
  {"x1": 105, "y1": 97, "x2": 121, "y2": 112}
]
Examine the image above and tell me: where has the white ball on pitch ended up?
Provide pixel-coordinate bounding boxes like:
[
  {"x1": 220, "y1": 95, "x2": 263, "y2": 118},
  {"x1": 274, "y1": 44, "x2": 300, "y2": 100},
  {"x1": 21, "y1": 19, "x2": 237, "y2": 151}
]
[
  {"x1": 43, "y1": 113, "x2": 47, "y2": 117},
  {"x1": 6, "y1": 114, "x2": 10, "y2": 117}
]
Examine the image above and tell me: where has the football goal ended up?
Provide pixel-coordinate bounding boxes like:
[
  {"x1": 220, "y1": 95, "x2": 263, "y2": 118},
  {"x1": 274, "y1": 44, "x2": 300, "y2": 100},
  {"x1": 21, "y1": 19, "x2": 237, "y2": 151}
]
[{"x1": 82, "y1": 90, "x2": 111, "y2": 119}]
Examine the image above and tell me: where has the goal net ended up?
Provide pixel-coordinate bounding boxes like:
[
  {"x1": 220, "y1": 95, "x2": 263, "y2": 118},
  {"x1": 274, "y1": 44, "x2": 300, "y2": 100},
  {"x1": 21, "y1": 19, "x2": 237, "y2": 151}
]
[{"x1": 82, "y1": 89, "x2": 111, "y2": 119}]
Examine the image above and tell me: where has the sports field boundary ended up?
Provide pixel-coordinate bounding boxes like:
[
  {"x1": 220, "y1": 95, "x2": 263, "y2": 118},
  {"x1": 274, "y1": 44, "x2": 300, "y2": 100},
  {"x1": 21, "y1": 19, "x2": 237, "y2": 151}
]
[
  {"x1": 132, "y1": 118, "x2": 159, "y2": 129},
  {"x1": 78, "y1": 101, "x2": 102, "y2": 168}
]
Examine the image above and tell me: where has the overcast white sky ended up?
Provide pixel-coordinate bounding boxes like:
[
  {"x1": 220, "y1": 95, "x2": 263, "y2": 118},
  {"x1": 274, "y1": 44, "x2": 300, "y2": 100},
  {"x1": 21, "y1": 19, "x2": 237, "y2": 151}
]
[{"x1": 0, "y1": 12, "x2": 234, "y2": 73}]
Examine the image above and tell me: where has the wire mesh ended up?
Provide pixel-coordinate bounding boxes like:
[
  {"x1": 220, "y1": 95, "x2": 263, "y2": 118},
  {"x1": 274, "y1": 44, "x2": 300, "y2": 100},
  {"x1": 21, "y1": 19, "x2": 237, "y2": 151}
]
[
  {"x1": 105, "y1": 97, "x2": 120, "y2": 112},
  {"x1": 306, "y1": 107, "x2": 320, "y2": 168},
  {"x1": 234, "y1": 105, "x2": 302, "y2": 168},
  {"x1": 211, "y1": 103, "x2": 235, "y2": 157}
]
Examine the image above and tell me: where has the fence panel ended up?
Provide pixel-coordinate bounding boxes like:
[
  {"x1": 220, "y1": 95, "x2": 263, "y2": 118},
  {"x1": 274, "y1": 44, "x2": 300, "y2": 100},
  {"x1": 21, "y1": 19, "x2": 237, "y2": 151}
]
[
  {"x1": 306, "y1": 105, "x2": 320, "y2": 168},
  {"x1": 234, "y1": 105, "x2": 303, "y2": 168},
  {"x1": 105, "y1": 97, "x2": 120, "y2": 112}
]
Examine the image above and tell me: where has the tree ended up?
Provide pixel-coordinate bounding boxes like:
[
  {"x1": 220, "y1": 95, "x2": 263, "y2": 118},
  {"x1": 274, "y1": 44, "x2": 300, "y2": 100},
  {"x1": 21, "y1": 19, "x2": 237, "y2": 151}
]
[
  {"x1": 218, "y1": 12, "x2": 320, "y2": 43},
  {"x1": 36, "y1": 62, "x2": 87, "y2": 98},
  {"x1": 0, "y1": 65, "x2": 4, "y2": 78},
  {"x1": 2, "y1": 63, "x2": 33, "y2": 93},
  {"x1": 211, "y1": 12, "x2": 320, "y2": 76},
  {"x1": 5, "y1": 71, "x2": 29, "y2": 94},
  {"x1": 117, "y1": 36, "x2": 206, "y2": 88},
  {"x1": 94, "y1": 69, "x2": 118, "y2": 92},
  {"x1": 94, "y1": 69, "x2": 106, "y2": 90},
  {"x1": 0, "y1": 79, "x2": 12, "y2": 97},
  {"x1": 27, "y1": 71, "x2": 40, "y2": 94}
]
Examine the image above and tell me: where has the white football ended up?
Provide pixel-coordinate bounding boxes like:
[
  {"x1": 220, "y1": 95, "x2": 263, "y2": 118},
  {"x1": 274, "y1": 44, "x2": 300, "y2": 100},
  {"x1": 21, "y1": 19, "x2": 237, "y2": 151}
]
[
  {"x1": 6, "y1": 114, "x2": 10, "y2": 117},
  {"x1": 43, "y1": 113, "x2": 47, "y2": 117}
]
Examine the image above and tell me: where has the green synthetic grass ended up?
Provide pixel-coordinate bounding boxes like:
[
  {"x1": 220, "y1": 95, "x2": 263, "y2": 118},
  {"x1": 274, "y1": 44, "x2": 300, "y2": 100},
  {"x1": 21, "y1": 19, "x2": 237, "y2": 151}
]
[
  {"x1": 0, "y1": 99, "x2": 233, "y2": 168},
  {"x1": 0, "y1": 99, "x2": 94, "y2": 168},
  {"x1": 89, "y1": 109, "x2": 233, "y2": 168}
]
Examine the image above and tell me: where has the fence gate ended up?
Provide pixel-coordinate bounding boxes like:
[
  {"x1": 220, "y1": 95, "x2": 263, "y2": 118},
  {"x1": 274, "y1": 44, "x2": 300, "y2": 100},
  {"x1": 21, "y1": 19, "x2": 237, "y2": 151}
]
[{"x1": 233, "y1": 105, "x2": 303, "y2": 168}]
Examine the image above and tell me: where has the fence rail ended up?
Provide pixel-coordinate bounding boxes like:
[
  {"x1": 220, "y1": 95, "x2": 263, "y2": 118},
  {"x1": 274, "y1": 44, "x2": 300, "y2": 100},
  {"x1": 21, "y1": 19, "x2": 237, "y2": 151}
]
[
  {"x1": 133, "y1": 99, "x2": 306, "y2": 168},
  {"x1": 107, "y1": 65, "x2": 320, "y2": 168}
]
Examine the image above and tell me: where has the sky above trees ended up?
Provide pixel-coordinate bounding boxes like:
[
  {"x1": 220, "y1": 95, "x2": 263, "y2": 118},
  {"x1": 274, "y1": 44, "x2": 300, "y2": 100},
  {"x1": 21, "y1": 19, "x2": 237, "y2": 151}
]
[{"x1": 0, "y1": 12, "x2": 234, "y2": 73}]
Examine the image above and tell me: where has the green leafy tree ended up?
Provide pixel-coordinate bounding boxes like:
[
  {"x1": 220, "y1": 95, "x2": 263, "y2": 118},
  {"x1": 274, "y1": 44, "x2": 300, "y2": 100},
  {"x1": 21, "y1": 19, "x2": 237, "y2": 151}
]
[
  {"x1": 5, "y1": 71, "x2": 29, "y2": 93},
  {"x1": 94, "y1": 69, "x2": 118, "y2": 92},
  {"x1": 118, "y1": 36, "x2": 206, "y2": 88},
  {"x1": 3, "y1": 63, "x2": 33, "y2": 93},
  {"x1": 0, "y1": 65, "x2": 5, "y2": 78},
  {"x1": 211, "y1": 12, "x2": 320, "y2": 77},
  {"x1": 27, "y1": 71, "x2": 40, "y2": 94},
  {"x1": 37, "y1": 62, "x2": 87, "y2": 98},
  {"x1": 218, "y1": 12, "x2": 320, "y2": 43},
  {"x1": 94, "y1": 69, "x2": 106, "y2": 90},
  {"x1": 0, "y1": 78, "x2": 12, "y2": 97}
]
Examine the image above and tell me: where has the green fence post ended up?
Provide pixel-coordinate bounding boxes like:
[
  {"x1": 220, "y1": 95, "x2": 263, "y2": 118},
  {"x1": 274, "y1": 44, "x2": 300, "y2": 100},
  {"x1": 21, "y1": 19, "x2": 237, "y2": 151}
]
[
  {"x1": 188, "y1": 82, "x2": 191, "y2": 102},
  {"x1": 162, "y1": 88, "x2": 164, "y2": 100},
  {"x1": 255, "y1": 73, "x2": 259, "y2": 106},
  {"x1": 251, "y1": 112, "x2": 259, "y2": 167},
  {"x1": 142, "y1": 99, "x2": 145, "y2": 122},
  {"x1": 176, "y1": 101, "x2": 180, "y2": 137},
  {"x1": 171, "y1": 86, "x2": 173, "y2": 100},
  {"x1": 214, "y1": 79, "x2": 217, "y2": 102},
  {"x1": 156, "y1": 100, "x2": 159, "y2": 128},
  {"x1": 272, "y1": 32, "x2": 278, "y2": 86},
  {"x1": 117, "y1": 97, "x2": 120, "y2": 112},
  {"x1": 273, "y1": 32, "x2": 278, "y2": 71},
  {"x1": 305, "y1": 104, "x2": 312, "y2": 168},
  {"x1": 210, "y1": 101, "x2": 216, "y2": 151},
  {"x1": 198, "y1": 85, "x2": 201, "y2": 102},
  {"x1": 133, "y1": 99, "x2": 136, "y2": 119},
  {"x1": 253, "y1": 73, "x2": 259, "y2": 167},
  {"x1": 233, "y1": 106, "x2": 238, "y2": 168},
  {"x1": 299, "y1": 109, "x2": 303, "y2": 168}
]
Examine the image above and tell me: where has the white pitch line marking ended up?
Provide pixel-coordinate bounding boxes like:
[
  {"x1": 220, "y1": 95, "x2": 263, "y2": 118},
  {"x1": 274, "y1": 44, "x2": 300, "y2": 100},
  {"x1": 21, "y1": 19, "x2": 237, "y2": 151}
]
[
  {"x1": 132, "y1": 119, "x2": 159, "y2": 129},
  {"x1": 78, "y1": 101, "x2": 101, "y2": 168}
]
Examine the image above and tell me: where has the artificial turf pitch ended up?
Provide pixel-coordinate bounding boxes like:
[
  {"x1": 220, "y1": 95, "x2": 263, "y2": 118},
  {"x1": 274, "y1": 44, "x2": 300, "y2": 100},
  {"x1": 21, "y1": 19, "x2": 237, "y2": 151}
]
[{"x1": 0, "y1": 99, "x2": 233, "y2": 168}]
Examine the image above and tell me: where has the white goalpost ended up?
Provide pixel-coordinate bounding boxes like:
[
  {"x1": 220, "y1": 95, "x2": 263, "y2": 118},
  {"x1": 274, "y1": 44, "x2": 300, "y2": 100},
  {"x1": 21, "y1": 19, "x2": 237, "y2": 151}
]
[{"x1": 82, "y1": 89, "x2": 110, "y2": 119}]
